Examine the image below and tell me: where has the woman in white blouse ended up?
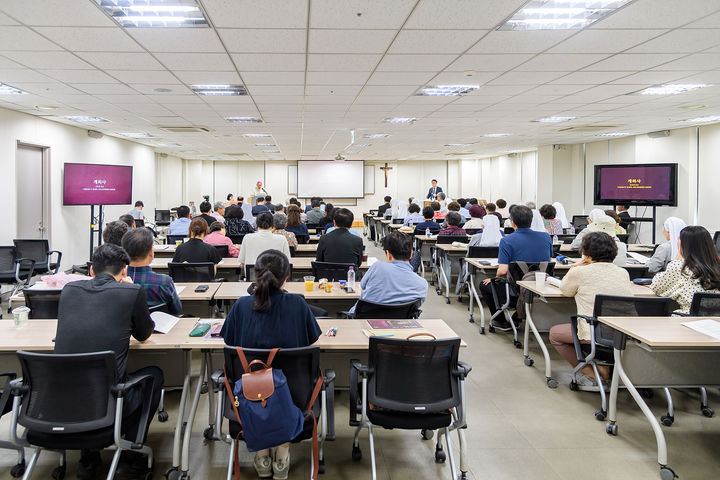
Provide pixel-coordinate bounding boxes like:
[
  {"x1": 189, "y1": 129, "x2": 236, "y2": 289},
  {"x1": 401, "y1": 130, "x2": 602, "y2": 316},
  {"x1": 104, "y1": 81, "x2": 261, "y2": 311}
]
[
  {"x1": 646, "y1": 216, "x2": 687, "y2": 274},
  {"x1": 651, "y1": 226, "x2": 720, "y2": 313}
]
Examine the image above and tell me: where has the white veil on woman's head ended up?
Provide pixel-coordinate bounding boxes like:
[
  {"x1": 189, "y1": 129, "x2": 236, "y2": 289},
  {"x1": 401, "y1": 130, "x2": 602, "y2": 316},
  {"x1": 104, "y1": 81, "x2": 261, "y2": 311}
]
[
  {"x1": 479, "y1": 214, "x2": 503, "y2": 246},
  {"x1": 552, "y1": 202, "x2": 570, "y2": 229},
  {"x1": 530, "y1": 209, "x2": 546, "y2": 233},
  {"x1": 663, "y1": 217, "x2": 687, "y2": 259},
  {"x1": 588, "y1": 208, "x2": 604, "y2": 223}
]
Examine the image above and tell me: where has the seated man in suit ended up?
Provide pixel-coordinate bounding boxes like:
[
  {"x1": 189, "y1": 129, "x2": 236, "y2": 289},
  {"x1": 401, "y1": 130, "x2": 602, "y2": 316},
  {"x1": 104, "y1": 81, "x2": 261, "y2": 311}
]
[
  {"x1": 53, "y1": 244, "x2": 163, "y2": 479},
  {"x1": 377, "y1": 196, "x2": 392, "y2": 217},
  {"x1": 479, "y1": 205, "x2": 552, "y2": 330},
  {"x1": 316, "y1": 208, "x2": 364, "y2": 267}
]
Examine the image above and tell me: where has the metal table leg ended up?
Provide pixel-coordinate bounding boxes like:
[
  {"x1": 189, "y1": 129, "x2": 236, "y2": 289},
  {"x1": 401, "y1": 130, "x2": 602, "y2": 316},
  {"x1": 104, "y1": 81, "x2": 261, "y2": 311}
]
[
  {"x1": 179, "y1": 352, "x2": 209, "y2": 477},
  {"x1": 167, "y1": 350, "x2": 192, "y2": 477},
  {"x1": 468, "y1": 267, "x2": 486, "y2": 334},
  {"x1": 524, "y1": 302, "x2": 557, "y2": 388}
]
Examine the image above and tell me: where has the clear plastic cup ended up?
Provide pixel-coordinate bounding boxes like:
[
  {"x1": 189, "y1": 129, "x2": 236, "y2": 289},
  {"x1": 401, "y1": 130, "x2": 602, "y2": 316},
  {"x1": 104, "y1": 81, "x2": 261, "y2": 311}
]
[
  {"x1": 535, "y1": 272, "x2": 547, "y2": 290},
  {"x1": 304, "y1": 276, "x2": 315, "y2": 292},
  {"x1": 12, "y1": 306, "x2": 30, "y2": 327}
]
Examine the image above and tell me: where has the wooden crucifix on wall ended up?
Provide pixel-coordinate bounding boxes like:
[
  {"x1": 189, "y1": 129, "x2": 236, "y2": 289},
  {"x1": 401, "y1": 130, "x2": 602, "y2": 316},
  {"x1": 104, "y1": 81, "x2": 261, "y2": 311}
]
[{"x1": 380, "y1": 162, "x2": 393, "y2": 187}]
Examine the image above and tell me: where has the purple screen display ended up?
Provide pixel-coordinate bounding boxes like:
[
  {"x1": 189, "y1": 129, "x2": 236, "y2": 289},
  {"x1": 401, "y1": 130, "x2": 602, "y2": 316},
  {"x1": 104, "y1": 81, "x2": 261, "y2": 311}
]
[
  {"x1": 63, "y1": 163, "x2": 133, "y2": 205},
  {"x1": 599, "y1": 165, "x2": 672, "y2": 201}
]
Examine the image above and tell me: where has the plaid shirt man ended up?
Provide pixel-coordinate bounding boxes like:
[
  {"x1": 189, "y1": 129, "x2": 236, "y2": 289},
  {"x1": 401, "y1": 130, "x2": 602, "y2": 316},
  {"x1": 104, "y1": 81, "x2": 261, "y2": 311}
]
[{"x1": 127, "y1": 266, "x2": 182, "y2": 314}]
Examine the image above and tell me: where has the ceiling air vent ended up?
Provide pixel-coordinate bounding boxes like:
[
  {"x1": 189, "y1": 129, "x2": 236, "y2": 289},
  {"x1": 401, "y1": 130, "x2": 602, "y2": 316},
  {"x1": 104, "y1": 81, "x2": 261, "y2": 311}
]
[
  {"x1": 158, "y1": 126, "x2": 210, "y2": 133},
  {"x1": 557, "y1": 125, "x2": 619, "y2": 133},
  {"x1": 445, "y1": 152, "x2": 475, "y2": 156},
  {"x1": 222, "y1": 153, "x2": 249, "y2": 157}
]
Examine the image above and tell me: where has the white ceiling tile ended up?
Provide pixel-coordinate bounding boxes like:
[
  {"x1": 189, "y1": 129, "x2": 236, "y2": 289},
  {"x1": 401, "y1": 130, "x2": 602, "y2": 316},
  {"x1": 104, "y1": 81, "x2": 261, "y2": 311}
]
[
  {"x1": 0, "y1": 0, "x2": 116, "y2": 26},
  {"x1": 304, "y1": 95, "x2": 355, "y2": 105},
  {"x1": 447, "y1": 54, "x2": 533, "y2": 72},
  {"x1": 354, "y1": 95, "x2": 407, "y2": 105},
  {"x1": 360, "y1": 85, "x2": 417, "y2": 96},
  {"x1": 405, "y1": 0, "x2": 527, "y2": 29},
  {"x1": 549, "y1": 71, "x2": 631, "y2": 85},
  {"x1": 107, "y1": 70, "x2": 180, "y2": 84},
  {"x1": 470, "y1": 30, "x2": 575, "y2": 54},
  {"x1": 0, "y1": 26, "x2": 63, "y2": 51},
  {"x1": 309, "y1": 30, "x2": 396, "y2": 54},
  {"x1": 306, "y1": 71, "x2": 370, "y2": 85},
  {"x1": 487, "y1": 71, "x2": 565, "y2": 85},
  {"x1": 430, "y1": 71, "x2": 497, "y2": 85},
  {"x1": 0, "y1": 12, "x2": 18, "y2": 25},
  {"x1": 0, "y1": 69, "x2": 52, "y2": 83},
  {"x1": 202, "y1": 0, "x2": 308, "y2": 28},
  {"x1": 76, "y1": 52, "x2": 165, "y2": 70},
  {"x1": 609, "y1": 71, "x2": 702, "y2": 85},
  {"x1": 522, "y1": 84, "x2": 591, "y2": 96},
  {"x1": 376, "y1": 54, "x2": 456, "y2": 72},
  {"x1": 474, "y1": 85, "x2": 530, "y2": 95},
  {"x1": 173, "y1": 71, "x2": 243, "y2": 84},
  {"x1": 72, "y1": 83, "x2": 140, "y2": 95},
  {"x1": 515, "y1": 54, "x2": 611, "y2": 72},
  {"x1": 34, "y1": 26, "x2": 142, "y2": 52},
  {"x1": 11, "y1": 82, "x2": 84, "y2": 95},
  {"x1": 367, "y1": 71, "x2": 436, "y2": 85},
  {"x1": 219, "y1": 29, "x2": 306, "y2": 54},
  {"x1": 0, "y1": 55, "x2": 26, "y2": 69},
  {"x1": 310, "y1": 0, "x2": 415, "y2": 29},
  {"x1": 590, "y1": 0, "x2": 720, "y2": 29},
  {"x1": 246, "y1": 85, "x2": 305, "y2": 96},
  {"x1": 155, "y1": 53, "x2": 235, "y2": 71},
  {"x1": 627, "y1": 29, "x2": 720, "y2": 54},
  {"x1": 388, "y1": 30, "x2": 486, "y2": 55},
  {"x1": 252, "y1": 95, "x2": 304, "y2": 105},
  {"x1": 232, "y1": 54, "x2": 306, "y2": 71},
  {"x1": 306, "y1": 54, "x2": 380, "y2": 72},
  {"x1": 547, "y1": 29, "x2": 668, "y2": 54},
  {"x1": 128, "y1": 29, "x2": 225, "y2": 53},
  {"x1": 686, "y1": 11, "x2": 720, "y2": 28},
  {"x1": 583, "y1": 53, "x2": 686, "y2": 71},
  {"x1": 130, "y1": 84, "x2": 193, "y2": 95},
  {"x1": 43, "y1": 69, "x2": 117, "y2": 83},
  {"x1": 3, "y1": 51, "x2": 92, "y2": 69},
  {"x1": 651, "y1": 53, "x2": 720, "y2": 71},
  {"x1": 242, "y1": 71, "x2": 305, "y2": 85},
  {"x1": 305, "y1": 85, "x2": 362, "y2": 96}
]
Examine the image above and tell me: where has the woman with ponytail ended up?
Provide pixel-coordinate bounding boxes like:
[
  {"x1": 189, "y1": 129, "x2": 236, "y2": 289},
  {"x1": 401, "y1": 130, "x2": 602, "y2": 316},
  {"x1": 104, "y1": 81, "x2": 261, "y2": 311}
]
[{"x1": 220, "y1": 249, "x2": 322, "y2": 479}]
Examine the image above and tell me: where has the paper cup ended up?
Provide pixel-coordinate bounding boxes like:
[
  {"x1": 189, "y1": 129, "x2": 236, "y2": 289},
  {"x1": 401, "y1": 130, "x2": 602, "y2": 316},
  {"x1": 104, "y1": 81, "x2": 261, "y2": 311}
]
[
  {"x1": 12, "y1": 306, "x2": 30, "y2": 327},
  {"x1": 535, "y1": 272, "x2": 546, "y2": 290}
]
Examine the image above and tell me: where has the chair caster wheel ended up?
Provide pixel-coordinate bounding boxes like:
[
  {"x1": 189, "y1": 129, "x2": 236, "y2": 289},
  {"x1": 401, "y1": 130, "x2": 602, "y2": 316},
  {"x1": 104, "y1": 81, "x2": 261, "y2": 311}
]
[
  {"x1": 569, "y1": 381, "x2": 578, "y2": 391},
  {"x1": 318, "y1": 459, "x2": 325, "y2": 474},
  {"x1": 144, "y1": 472, "x2": 154, "y2": 480},
  {"x1": 165, "y1": 467, "x2": 181, "y2": 480},
  {"x1": 640, "y1": 388, "x2": 654, "y2": 399},
  {"x1": 203, "y1": 426, "x2": 214, "y2": 440},
  {"x1": 434, "y1": 446, "x2": 446, "y2": 463},
  {"x1": 479, "y1": 326, "x2": 485, "y2": 334},
  {"x1": 351, "y1": 446, "x2": 362, "y2": 461},
  {"x1": 460, "y1": 473, "x2": 468, "y2": 480},
  {"x1": 51, "y1": 465, "x2": 66, "y2": 480},
  {"x1": 10, "y1": 460, "x2": 25, "y2": 478},
  {"x1": 469, "y1": 316, "x2": 475, "y2": 323},
  {"x1": 158, "y1": 410, "x2": 169, "y2": 422},
  {"x1": 595, "y1": 409, "x2": 607, "y2": 421},
  {"x1": 547, "y1": 378, "x2": 558, "y2": 389},
  {"x1": 488, "y1": 326, "x2": 495, "y2": 333},
  {"x1": 701, "y1": 405, "x2": 714, "y2": 417},
  {"x1": 513, "y1": 340, "x2": 522, "y2": 349},
  {"x1": 421, "y1": 429, "x2": 434, "y2": 440},
  {"x1": 659, "y1": 466, "x2": 677, "y2": 480},
  {"x1": 200, "y1": 382, "x2": 208, "y2": 394},
  {"x1": 606, "y1": 423, "x2": 618, "y2": 436},
  {"x1": 524, "y1": 357, "x2": 534, "y2": 367},
  {"x1": 445, "y1": 298, "x2": 451, "y2": 304},
  {"x1": 661, "y1": 415, "x2": 674, "y2": 427}
]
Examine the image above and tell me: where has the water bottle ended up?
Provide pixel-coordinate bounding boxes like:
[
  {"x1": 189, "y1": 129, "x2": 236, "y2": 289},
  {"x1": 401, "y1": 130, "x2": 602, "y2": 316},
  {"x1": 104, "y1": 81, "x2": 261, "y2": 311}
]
[
  {"x1": 425, "y1": 227, "x2": 431, "y2": 237},
  {"x1": 347, "y1": 266, "x2": 356, "y2": 291},
  {"x1": 553, "y1": 234, "x2": 558, "y2": 244}
]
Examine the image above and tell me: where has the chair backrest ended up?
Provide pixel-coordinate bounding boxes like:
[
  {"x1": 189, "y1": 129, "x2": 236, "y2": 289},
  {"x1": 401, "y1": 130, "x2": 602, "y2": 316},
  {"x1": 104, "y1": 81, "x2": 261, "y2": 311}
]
[
  {"x1": 214, "y1": 244, "x2": 229, "y2": 258},
  {"x1": 13, "y1": 240, "x2": 49, "y2": 267},
  {"x1": 227, "y1": 234, "x2": 246, "y2": 245},
  {"x1": 467, "y1": 246, "x2": 499, "y2": 259},
  {"x1": 289, "y1": 246, "x2": 296, "y2": 257},
  {"x1": 168, "y1": 262, "x2": 215, "y2": 282},
  {"x1": 0, "y1": 246, "x2": 17, "y2": 274},
  {"x1": 367, "y1": 337, "x2": 461, "y2": 413},
  {"x1": 134, "y1": 219, "x2": 145, "y2": 228},
  {"x1": 689, "y1": 292, "x2": 720, "y2": 316},
  {"x1": 155, "y1": 209, "x2": 171, "y2": 225},
  {"x1": 306, "y1": 224, "x2": 321, "y2": 234},
  {"x1": 617, "y1": 234, "x2": 629, "y2": 244},
  {"x1": 353, "y1": 299, "x2": 422, "y2": 319},
  {"x1": 571, "y1": 215, "x2": 588, "y2": 231},
  {"x1": 714, "y1": 231, "x2": 720, "y2": 255},
  {"x1": 552, "y1": 243, "x2": 561, "y2": 257},
  {"x1": 166, "y1": 235, "x2": 187, "y2": 245},
  {"x1": 556, "y1": 234, "x2": 576, "y2": 245},
  {"x1": 222, "y1": 346, "x2": 322, "y2": 421},
  {"x1": 436, "y1": 235, "x2": 467, "y2": 244},
  {"x1": 464, "y1": 228, "x2": 481, "y2": 235},
  {"x1": 392, "y1": 219, "x2": 404, "y2": 224},
  {"x1": 149, "y1": 302, "x2": 169, "y2": 314},
  {"x1": 593, "y1": 295, "x2": 677, "y2": 346},
  {"x1": 503, "y1": 227, "x2": 514, "y2": 235},
  {"x1": 295, "y1": 234, "x2": 309, "y2": 245},
  {"x1": 15, "y1": 350, "x2": 116, "y2": 434},
  {"x1": 311, "y1": 261, "x2": 355, "y2": 281},
  {"x1": 23, "y1": 290, "x2": 61, "y2": 319},
  {"x1": 507, "y1": 261, "x2": 555, "y2": 286},
  {"x1": 245, "y1": 264, "x2": 292, "y2": 282}
]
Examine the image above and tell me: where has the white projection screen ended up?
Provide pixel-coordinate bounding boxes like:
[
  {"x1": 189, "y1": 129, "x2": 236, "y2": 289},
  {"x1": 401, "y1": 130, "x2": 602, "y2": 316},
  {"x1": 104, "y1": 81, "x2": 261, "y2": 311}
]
[{"x1": 297, "y1": 160, "x2": 364, "y2": 198}]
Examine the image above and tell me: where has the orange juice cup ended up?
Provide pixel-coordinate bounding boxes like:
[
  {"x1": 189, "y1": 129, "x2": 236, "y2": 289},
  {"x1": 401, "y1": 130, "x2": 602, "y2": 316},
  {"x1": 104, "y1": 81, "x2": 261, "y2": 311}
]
[
  {"x1": 304, "y1": 276, "x2": 315, "y2": 292},
  {"x1": 325, "y1": 282, "x2": 333, "y2": 293}
]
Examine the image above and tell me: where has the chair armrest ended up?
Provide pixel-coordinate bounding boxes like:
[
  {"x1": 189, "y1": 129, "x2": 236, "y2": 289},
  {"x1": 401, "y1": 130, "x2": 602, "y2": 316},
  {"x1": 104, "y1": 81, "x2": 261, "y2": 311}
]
[
  {"x1": 453, "y1": 361, "x2": 472, "y2": 379},
  {"x1": 0, "y1": 372, "x2": 17, "y2": 380},
  {"x1": 15, "y1": 258, "x2": 36, "y2": 282},
  {"x1": 350, "y1": 359, "x2": 373, "y2": 377},
  {"x1": 323, "y1": 369, "x2": 336, "y2": 387},
  {"x1": 212, "y1": 278, "x2": 225, "y2": 283},
  {"x1": 673, "y1": 311, "x2": 691, "y2": 317},
  {"x1": 111, "y1": 373, "x2": 154, "y2": 397},
  {"x1": 112, "y1": 374, "x2": 154, "y2": 449},
  {"x1": 9, "y1": 378, "x2": 27, "y2": 396},
  {"x1": 210, "y1": 369, "x2": 225, "y2": 388},
  {"x1": 348, "y1": 361, "x2": 360, "y2": 427},
  {"x1": 573, "y1": 314, "x2": 598, "y2": 326},
  {"x1": 339, "y1": 311, "x2": 354, "y2": 319}
]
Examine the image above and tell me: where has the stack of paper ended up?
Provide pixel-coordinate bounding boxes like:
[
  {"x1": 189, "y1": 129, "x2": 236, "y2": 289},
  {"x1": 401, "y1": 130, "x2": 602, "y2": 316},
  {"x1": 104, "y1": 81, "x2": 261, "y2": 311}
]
[
  {"x1": 151, "y1": 311, "x2": 180, "y2": 334},
  {"x1": 682, "y1": 319, "x2": 720, "y2": 340}
]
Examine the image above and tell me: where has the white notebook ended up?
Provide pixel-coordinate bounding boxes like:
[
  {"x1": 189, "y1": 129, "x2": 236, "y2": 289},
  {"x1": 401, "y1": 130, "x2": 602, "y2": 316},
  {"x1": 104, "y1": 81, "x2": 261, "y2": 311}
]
[
  {"x1": 681, "y1": 319, "x2": 720, "y2": 341},
  {"x1": 151, "y1": 311, "x2": 180, "y2": 334}
]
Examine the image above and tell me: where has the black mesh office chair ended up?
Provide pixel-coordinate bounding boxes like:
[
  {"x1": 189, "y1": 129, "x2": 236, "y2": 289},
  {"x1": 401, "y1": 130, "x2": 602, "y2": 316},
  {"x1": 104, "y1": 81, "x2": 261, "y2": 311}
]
[
  {"x1": 436, "y1": 235, "x2": 469, "y2": 245},
  {"x1": 349, "y1": 337, "x2": 471, "y2": 480},
  {"x1": 23, "y1": 290, "x2": 61, "y2": 319},
  {"x1": 617, "y1": 234, "x2": 629, "y2": 244},
  {"x1": 168, "y1": 262, "x2": 216, "y2": 282},
  {"x1": 714, "y1": 231, "x2": 720, "y2": 255},
  {"x1": 9, "y1": 351, "x2": 155, "y2": 480},
  {"x1": 211, "y1": 346, "x2": 335, "y2": 477},
  {"x1": 135, "y1": 219, "x2": 145, "y2": 228},
  {"x1": 556, "y1": 234, "x2": 577, "y2": 245},
  {"x1": 166, "y1": 235, "x2": 187, "y2": 245},
  {"x1": 570, "y1": 295, "x2": 677, "y2": 422},
  {"x1": 244, "y1": 264, "x2": 293, "y2": 282},
  {"x1": 341, "y1": 299, "x2": 422, "y2": 319},
  {"x1": 488, "y1": 261, "x2": 555, "y2": 347},
  {"x1": 392, "y1": 219, "x2": 404, "y2": 225},
  {"x1": 1, "y1": 372, "x2": 24, "y2": 477},
  {"x1": 155, "y1": 209, "x2": 171, "y2": 226},
  {"x1": 227, "y1": 234, "x2": 246, "y2": 245},
  {"x1": 464, "y1": 228, "x2": 481, "y2": 235},
  {"x1": 571, "y1": 215, "x2": 588, "y2": 232},
  {"x1": 467, "y1": 246, "x2": 499, "y2": 259},
  {"x1": 295, "y1": 234, "x2": 309, "y2": 245},
  {"x1": 214, "y1": 244, "x2": 229, "y2": 258},
  {"x1": 311, "y1": 261, "x2": 355, "y2": 282},
  {"x1": 13, "y1": 240, "x2": 61, "y2": 275},
  {"x1": 0, "y1": 246, "x2": 35, "y2": 300}
]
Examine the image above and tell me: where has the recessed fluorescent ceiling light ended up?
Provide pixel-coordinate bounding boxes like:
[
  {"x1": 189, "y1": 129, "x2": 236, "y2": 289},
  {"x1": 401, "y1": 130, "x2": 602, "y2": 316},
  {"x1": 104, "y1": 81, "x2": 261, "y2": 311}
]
[
  {"x1": 157, "y1": 142, "x2": 181, "y2": 147},
  {"x1": 383, "y1": 117, "x2": 416, "y2": 124},
  {"x1": 243, "y1": 133, "x2": 272, "y2": 138},
  {"x1": 533, "y1": 116, "x2": 576, "y2": 123},
  {"x1": 344, "y1": 150, "x2": 358, "y2": 154},
  {"x1": 64, "y1": 115, "x2": 109, "y2": 122},
  {"x1": 255, "y1": 143, "x2": 276, "y2": 147},
  {"x1": 596, "y1": 132, "x2": 632, "y2": 137},
  {"x1": 636, "y1": 84, "x2": 708, "y2": 95},
  {"x1": 225, "y1": 116, "x2": 262, "y2": 123},
  {"x1": 479, "y1": 133, "x2": 510, "y2": 138},
  {"x1": 181, "y1": 150, "x2": 198, "y2": 154},
  {"x1": 93, "y1": 0, "x2": 208, "y2": 28},
  {"x1": 444, "y1": 143, "x2": 468, "y2": 147},
  {"x1": 417, "y1": 85, "x2": 479, "y2": 96},
  {"x1": 363, "y1": 134, "x2": 389, "y2": 139},
  {"x1": 500, "y1": 0, "x2": 632, "y2": 31},
  {"x1": 121, "y1": 132, "x2": 153, "y2": 138},
  {"x1": 353, "y1": 144, "x2": 372, "y2": 147},
  {"x1": 686, "y1": 115, "x2": 720, "y2": 123},
  {"x1": 263, "y1": 150, "x2": 280, "y2": 153},
  {"x1": 190, "y1": 84, "x2": 247, "y2": 96},
  {"x1": 0, "y1": 83, "x2": 25, "y2": 94}
]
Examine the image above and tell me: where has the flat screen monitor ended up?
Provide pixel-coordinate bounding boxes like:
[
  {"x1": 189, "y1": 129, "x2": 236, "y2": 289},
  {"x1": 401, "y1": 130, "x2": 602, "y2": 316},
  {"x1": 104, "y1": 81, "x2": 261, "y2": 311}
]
[
  {"x1": 63, "y1": 163, "x2": 133, "y2": 206},
  {"x1": 594, "y1": 163, "x2": 677, "y2": 207},
  {"x1": 297, "y1": 160, "x2": 364, "y2": 198}
]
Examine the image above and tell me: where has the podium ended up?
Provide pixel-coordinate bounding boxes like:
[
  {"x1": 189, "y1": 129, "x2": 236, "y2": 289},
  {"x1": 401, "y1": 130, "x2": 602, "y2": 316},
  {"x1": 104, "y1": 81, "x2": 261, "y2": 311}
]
[{"x1": 423, "y1": 200, "x2": 433, "y2": 208}]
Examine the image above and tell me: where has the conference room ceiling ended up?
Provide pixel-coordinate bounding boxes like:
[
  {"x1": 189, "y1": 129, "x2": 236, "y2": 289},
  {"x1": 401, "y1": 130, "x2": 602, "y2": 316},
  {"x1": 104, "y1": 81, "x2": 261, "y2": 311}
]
[{"x1": 1, "y1": 0, "x2": 720, "y2": 162}]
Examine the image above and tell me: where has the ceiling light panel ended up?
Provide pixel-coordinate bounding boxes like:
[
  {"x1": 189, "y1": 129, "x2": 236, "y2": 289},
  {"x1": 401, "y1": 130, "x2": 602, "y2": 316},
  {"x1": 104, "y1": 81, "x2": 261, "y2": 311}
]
[
  {"x1": 0, "y1": 83, "x2": 26, "y2": 94},
  {"x1": 635, "y1": 84, "x2": 708, "y2": 95},
  {"x1": 686, "y1": 115, "x2": 720, "y2": 123},
  {"x1": 479, "y1": 133, "x2": 511, "y2": 137},
  {"x1": 533, "y1": 116, "x2": 576, "y2": 123},
  {"x1": 64, "y1": 115, "x2": 109, "y2": 122},
  {"x1": 190, "y1": 84, "x2": 247, "y2": 96},
  {"x1": 444, "y1": 143, "x2": 469, "y2": 146},
  {"x1": 383, "y1": 117, "x2": 417, "y2": 124},
  {"x1": 120, "y1": 132, "x2": 154, "y2": 138},
  {"x1": 353, "y1": 144, "x2": 373, "y2": 147},
  {"x1": 93, "y1": 0, "x2": 209, "y2": 28},
  {"x1": 363, "y1": 133, "x2": 389, "y2": 139},
  {"x1": 254, "y1": 143, "x2": 276, "y2": 147},
  {"x1": 262, "y1": 150, "x2": 280, "y2": 153},
  {"x1": 500, "y1": 0, "x2": 633, "y2": 31},
  {"x1": 225, "y1": 116, "x2": 262, "y2": 123},
  {"x1": 417, "y1": 85, "x2": 480, "y2": 96},
  {"x1": 596, "y1": 132, "x2": 632, "y2": 137},
  {"x1": 243, "y1": 133, "x2": 272, "y2": 138}
]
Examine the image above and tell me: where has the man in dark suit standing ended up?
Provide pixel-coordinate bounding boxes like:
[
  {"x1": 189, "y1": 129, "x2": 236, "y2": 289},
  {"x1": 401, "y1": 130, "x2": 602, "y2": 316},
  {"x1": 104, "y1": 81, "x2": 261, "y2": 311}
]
[
  {"x1": 316, "y1": 208, "x2": 364, "y2": 267},
  {"x1": 617, "y1": 205, "x2": 632, "y2": 230},
  {"x1": 426, "y1": 179, "x2": 443, "y2": 199}
]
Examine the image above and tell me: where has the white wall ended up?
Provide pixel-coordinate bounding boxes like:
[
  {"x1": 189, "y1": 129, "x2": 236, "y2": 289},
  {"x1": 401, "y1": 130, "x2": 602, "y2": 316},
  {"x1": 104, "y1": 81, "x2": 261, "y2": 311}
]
[{"x1": 0, "y1": 107, "x2": 156, "y2": 269}]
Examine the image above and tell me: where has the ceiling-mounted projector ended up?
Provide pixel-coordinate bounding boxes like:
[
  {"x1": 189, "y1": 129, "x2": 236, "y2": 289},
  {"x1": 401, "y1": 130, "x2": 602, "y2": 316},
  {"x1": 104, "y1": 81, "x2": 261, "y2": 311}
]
[{"x1": 334, "y1": 153, "x2": 345, "y2": 161}]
